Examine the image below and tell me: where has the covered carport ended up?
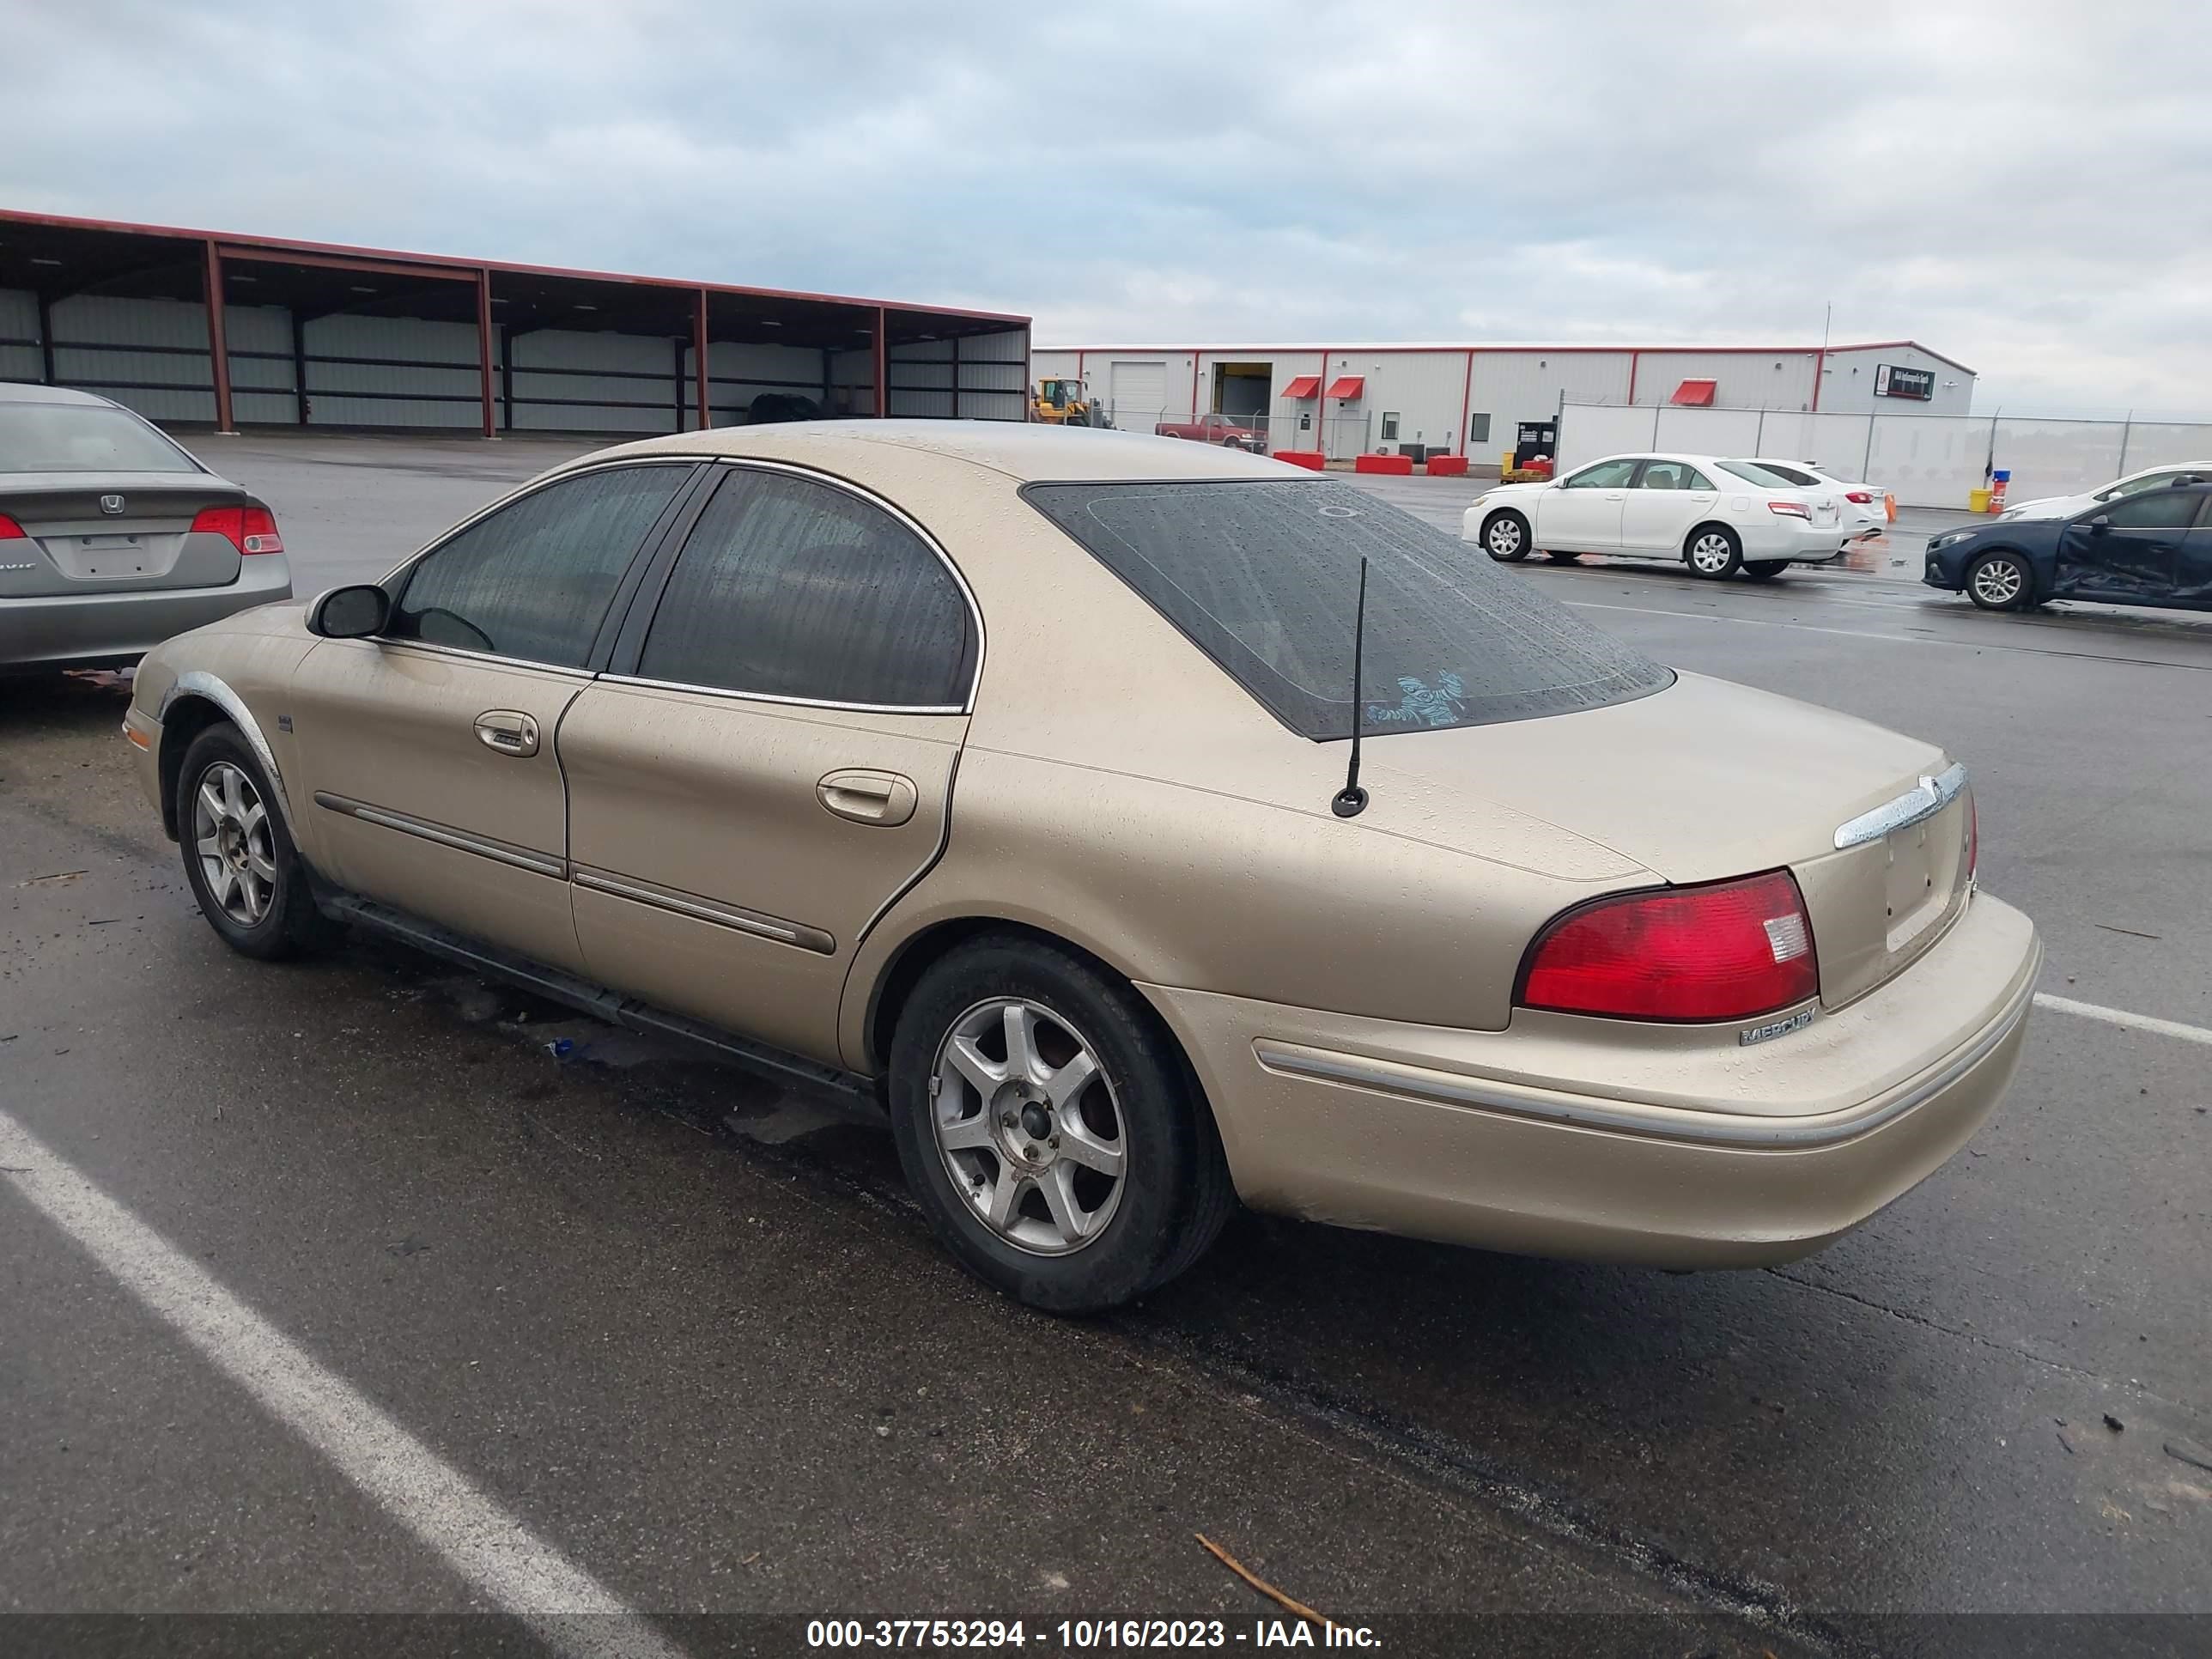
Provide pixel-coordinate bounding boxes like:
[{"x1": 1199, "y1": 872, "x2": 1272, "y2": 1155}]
[{"x1": 0, "y1": 209, "x2": 1030, "y2": 436}]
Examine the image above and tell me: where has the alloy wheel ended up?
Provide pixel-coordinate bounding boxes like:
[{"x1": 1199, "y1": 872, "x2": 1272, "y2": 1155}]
[
  {"x1": 192, "y1": 761, "x2": 277, "y2": 927},
  {"x1": 1690, "y1": 532, "x2": 1735, "y2": 574},
  {"x1": 1486, "y1": 517, "x2": 1523, "y2": 556},
  {"x1": 931, "y1": 998, "x2": 1126, "y2": 1255},
  {"x1": 1972, "y1": 557, "x2": 2025, "y2": 607}
]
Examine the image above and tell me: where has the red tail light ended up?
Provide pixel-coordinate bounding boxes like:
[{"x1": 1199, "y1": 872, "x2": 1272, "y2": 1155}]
[
  {"x1": 1519, "y1": 871, "x2": 1819, "y2": 1022},
  {"x1": 1767, "y1": 500, "x2": 1810, "y2": 519},
  {"x1": 1844, "y1": 490, "x2": 1875, "y2": 504},
  {"x1": 191, "y1": 503, "x2": 284, "y2": 554},
  {"x1": 0, "y1": 513, "x2": 25, "y2": 540}
]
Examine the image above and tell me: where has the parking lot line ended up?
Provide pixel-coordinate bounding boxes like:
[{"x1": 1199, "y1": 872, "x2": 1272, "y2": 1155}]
[
  {"x1": 0, "y1": 1108, "x2": 687, "y2": 1659},
  {"x1": 2034, "y1": 992, "x2": 2212, "y2": 1048}
]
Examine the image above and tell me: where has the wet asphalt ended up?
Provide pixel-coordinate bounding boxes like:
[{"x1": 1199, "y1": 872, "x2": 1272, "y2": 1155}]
[{"x1": 2, "y1": 434, "x2": 2208, "y2": 1657}]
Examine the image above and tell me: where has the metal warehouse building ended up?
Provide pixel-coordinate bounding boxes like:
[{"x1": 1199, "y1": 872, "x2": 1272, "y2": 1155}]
[
  {"x1": 0, "y1": 209, "x2": 1030, "y2": 436},
  {"x1": 1030, "y1": 339, "x2": 1975, "y2": 468}
]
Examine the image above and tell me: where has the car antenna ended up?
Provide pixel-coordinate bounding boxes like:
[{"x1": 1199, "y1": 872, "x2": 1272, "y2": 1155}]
[{"x1": 1332, "y1": 556, "x2": 1370, "y2": 819}]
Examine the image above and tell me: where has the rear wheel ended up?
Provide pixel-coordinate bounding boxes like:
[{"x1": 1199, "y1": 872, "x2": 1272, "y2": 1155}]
[
  {"x1": 888, "y1": 934, "x2": 1233, "y2": 1314},
  {"x1": 1743, "y1": 559, "x2": 1789, "y2": 580},
  {"x1": 1966, "y1": 551, "x2": 2033, "y2": 611},
  {"x1": 1482, "y1": 510, "x2": 1530, "y2": 562},
  {"x1": 177, "y1": 726, "x2": 339, "y2": 960},
  {"x1": 1685, "y1": 525, "x2": 1743, "y2": 579}
]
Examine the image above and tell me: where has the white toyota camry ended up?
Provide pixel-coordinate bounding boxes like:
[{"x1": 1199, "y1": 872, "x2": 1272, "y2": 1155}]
[{"x1": 1463, "y1": 453, "x2": 1853, "y2": 580}]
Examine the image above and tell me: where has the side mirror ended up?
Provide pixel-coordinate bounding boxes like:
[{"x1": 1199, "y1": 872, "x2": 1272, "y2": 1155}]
[
  {"x1": 2088, "y1": 514, "x2": 2112, "y2": 528},
  {"x1": 308, "y1": 584, "x2": 391, "y2": 638}
]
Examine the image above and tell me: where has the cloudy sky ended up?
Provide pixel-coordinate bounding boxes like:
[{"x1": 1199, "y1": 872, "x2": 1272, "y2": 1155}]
[{"x1": 6, "y1": 0, "x2": 2208, "y2": 413}]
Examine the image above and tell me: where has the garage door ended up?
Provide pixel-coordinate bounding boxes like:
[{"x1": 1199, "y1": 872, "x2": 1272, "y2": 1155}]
[{"x1": 1108, "y1": 362, "x2": 1169, "y2": 434}]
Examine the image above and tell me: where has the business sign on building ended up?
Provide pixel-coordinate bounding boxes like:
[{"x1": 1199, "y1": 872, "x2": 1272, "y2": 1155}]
[{"x1": 1875, "y1": 363, "x2": 1936, "y2": 401}]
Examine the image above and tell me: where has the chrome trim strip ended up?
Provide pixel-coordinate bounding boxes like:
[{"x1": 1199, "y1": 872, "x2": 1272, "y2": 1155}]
[
  {"x1": 1833, "y1": 762, "x2": 1968, "y2": 850},
  {"x1": 1251, "y1": 959, "x2": 2038, "y2": 1151},
  {"x1": 357, "y1": 638, "x2": 599, "y2": 679},
  {"x1": 160, "y1": 670, "x2": 296, "y2": 836},
  {"x1": 312, "y1": 792, "x2": 568, "y2": 878},
  {"x1": 570, "y1": 865, "x2": 835, "y2": 955},
  {"x1": 599, "y1": 673, "x2": 965, "y2": 718}
]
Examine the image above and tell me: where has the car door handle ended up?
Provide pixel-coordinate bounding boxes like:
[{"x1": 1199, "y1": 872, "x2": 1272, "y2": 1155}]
[
  {"x1": 817, "y1": 769, "x2": 918, "y2": 827},
  {"x1": 474, "y1": 710, "x2": 540, "y2": 757}
]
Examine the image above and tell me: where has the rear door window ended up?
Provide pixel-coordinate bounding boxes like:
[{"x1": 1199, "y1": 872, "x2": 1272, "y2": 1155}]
[
  {"x1": 388, "y1": 465, "x2": 691, "y2": 666},
  {"x1": 635, "y1": 469, "x2": 975, "y2": 708},
  {"x1": 1024, "y1": 478, "x2": 1672, "y2": 739}
]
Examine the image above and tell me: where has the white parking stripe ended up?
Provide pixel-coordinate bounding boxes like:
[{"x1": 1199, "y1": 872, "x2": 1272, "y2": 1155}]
[
  {"x1": 2034, "y1": 993, "x2": 2212, "y2": 1048},
  {"x1": 0, "y1": 1108, "x2": 686, "y2": 1659}
]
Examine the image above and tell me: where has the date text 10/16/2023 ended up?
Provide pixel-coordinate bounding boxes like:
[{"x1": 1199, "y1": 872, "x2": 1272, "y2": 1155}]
[{"x1": 805, "y1": 1619, "x2": 1381, "y2": 1649}]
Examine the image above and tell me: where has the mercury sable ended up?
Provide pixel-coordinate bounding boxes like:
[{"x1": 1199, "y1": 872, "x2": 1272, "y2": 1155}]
[{"x1": 124, "y1": 422, "x2": 2039, "y2": 1312}]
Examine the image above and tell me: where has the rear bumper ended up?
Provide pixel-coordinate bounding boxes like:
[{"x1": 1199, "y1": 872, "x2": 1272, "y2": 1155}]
[
  {"x1": 0, "y1": 556, "x2": 292, "y2": 672},
  {"x1": 1740, "y1": 518, "x2": 1855, "y2": 561},
  {"x1": 1143, "y1": 891, "x2": 2039, "y2": 1267}
]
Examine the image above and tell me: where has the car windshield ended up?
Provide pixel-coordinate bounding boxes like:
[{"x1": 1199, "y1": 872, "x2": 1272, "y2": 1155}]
[
  {"x1": 1720, "y1": 459, "x2": 1802, "y2": 488},
  {"x1": 1024, "y1": 478, "x2": 1673, "y2": 739},
  {"x1": 0, "y1": 403, "x2": 201, "y2": 474}
]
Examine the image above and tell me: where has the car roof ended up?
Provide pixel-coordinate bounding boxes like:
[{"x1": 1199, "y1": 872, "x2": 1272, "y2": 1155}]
[
  {"x1": 0, "y1": 380, "x2": 118, "y2": 408},
  {"x1": 592, "y1": 419, "x2": 1291, "y2": 483}
]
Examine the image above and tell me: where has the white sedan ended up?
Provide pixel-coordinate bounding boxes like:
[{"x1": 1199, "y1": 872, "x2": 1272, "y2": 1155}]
[
  {"x1": 1462, "y1": 453, "x2": 1853, "y2": 580},
  {"x1": 1997, "y1": 461, "x2": 2212, "y2": 521}
]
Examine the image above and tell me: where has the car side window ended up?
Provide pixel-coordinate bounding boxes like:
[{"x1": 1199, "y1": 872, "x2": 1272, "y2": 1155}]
[
  {"x1": 388, "y1": 465, "x2": 690, "y2": 665},
  {"x1": 1563, "y1": 459, "x2": 1638, "y2": 489},
  {"x1": 1636, "y1": 461, "x2": 1711, "y2": 491},
  {"x1": 2097, "y1": 490, "x2": 2203, "y2": 529},
  {"x1": 635, "y1": 469, "x2": 975, "y2": 708},
  {"x1": 2106, "y1": 472, "x2": 2179, "y2": 501}
]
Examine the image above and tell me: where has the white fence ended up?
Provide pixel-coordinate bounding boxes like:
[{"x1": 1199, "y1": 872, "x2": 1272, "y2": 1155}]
[{"x1": 1558, "y1": 403, "x2": 2212, "y2": 509}]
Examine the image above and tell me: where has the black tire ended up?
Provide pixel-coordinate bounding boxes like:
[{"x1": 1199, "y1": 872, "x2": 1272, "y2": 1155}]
[
  {"x1": 1544, "y1": 550, "x2": 1582, "y2": 563},
  {"x1": 887, "y1": 933, "x2": 1234, "y2": 1314},
  {"x1": 1481, "y1": 509, "x2": 1531, "y2": 562},
  {"x1": 1966, "y1": 550, "x2": 2033, "y2": 611},
  {"x1": 176, "y1": 725, "x2": 341, "y2": 961},
  {"x1": 1684, "y1": 523, "x2": 1743, "y2": 579},
  {"x1": 1743, "y1": 559, "x2": 1789, "y2": 580}
]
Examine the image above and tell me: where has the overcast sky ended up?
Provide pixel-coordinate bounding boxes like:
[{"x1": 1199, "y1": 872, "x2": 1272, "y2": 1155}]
[{"x1": 7, "y1": 0, "x2": 2208, "y2": 413}]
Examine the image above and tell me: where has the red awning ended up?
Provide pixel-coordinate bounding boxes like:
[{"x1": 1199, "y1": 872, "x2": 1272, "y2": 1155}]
[
  {"x1": 1282, "y1": 374, "x2": 1322, "y2": 398},
  {"x1": 1325, "y1": 375, "x2": 1364, "y2": 399},
  {"x1": 1669, "y1": 378, "x2": 1717, "y2": 406}
]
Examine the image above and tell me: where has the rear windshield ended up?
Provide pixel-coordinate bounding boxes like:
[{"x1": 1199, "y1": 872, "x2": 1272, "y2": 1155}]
[
  {"x1": 1718, "y1": 459, "x2": 1800, "y2": 488},
  {"x1": 0, "y1": 404, "x2": 200, "y2": 474},
  {"x1": 1024, "y1": 478, "x2": 1673, "y2": 740}
]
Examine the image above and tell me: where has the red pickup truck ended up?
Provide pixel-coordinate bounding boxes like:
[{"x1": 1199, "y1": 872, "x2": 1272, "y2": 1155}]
[{"x1": 1155, "y1": 413, "x2": 1267, "y2": 452}]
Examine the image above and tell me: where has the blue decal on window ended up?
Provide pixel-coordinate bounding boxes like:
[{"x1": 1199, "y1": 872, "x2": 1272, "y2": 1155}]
[{"x1": 1368, "y1": 671, "x2": 1468, "y2": 727}]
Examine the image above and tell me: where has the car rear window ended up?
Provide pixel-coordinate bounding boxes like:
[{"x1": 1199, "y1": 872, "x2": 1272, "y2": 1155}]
[
  {"x1": 1024, "y1": 478, "x2": 1673, "y2": 740},
  {"x1": 0, "y1": 404, "x2": 200, "y2": 473},
  {"x1": 1718, "y1": 459, "x2": 1800, "y2": 488}
]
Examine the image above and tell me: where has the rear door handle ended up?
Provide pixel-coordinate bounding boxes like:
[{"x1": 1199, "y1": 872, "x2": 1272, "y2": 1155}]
[
  {"x1": 474, "y1": 709, "x2": 540, "y2": 757},
  {"x1": 817, "y1": 769, "x2": 918, "y2": 827}
]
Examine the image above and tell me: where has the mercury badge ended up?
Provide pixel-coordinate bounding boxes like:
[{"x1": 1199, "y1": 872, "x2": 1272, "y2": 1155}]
[{"x1": 100, "y1": 494, "x2": 127, "y2": 515}]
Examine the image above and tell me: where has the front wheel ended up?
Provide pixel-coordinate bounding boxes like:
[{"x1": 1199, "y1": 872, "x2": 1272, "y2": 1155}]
[
  {"x1": 177, "y1": 726, "x2": 340, "y2": 960},
  {"x1": 1685, "y1": 525, "x2": 1743, "y2": 579},
  {"x1": 1482, "y1": 510, "x2": 1531, "y2": 562},
  {"x1": 1743, "y1": 560, "x2": 1789, "y2": 580},
  {"x1": 888, "y1": 934, "x2": 1234, "y2": 1313},
  {"x1": 1966, "y1": 551, "x2": 2033, "y2": 611}
]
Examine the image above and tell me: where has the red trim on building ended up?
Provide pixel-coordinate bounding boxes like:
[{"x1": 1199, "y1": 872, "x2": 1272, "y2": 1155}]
[
  {"x1": 1456, "y1": 349, "x2": 1474, "y2": 454},
  {"x1": 1626, "y1": 349, "x2": 1639, "y2": 403},
  {"x1": 694, "y1": 288, "x2": 712, "y2": 430},
  {"x1": 873, "y1": 307, "x2": 889, "y2": 417},
  {"x1": 475, "y1": 270, "x2": 495, "y2": 438},
  {"x1": 201, "y1": 240, "x2": 234, "y2": 435},
  {"x1": 1, "y1": 207, "x2": 1030, "y2": 327},
  {"x1": 1811, "y1": 344, "x2": 1825, "y2": 412}
]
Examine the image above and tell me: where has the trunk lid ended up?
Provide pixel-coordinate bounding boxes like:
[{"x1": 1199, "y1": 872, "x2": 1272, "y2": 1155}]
[
  {"x1": 1359, "y1": 672, "x2": 1972, "y2": 1008},
  {"x1": 0, "y1": 472, "x2": 249, "y2": 598}
]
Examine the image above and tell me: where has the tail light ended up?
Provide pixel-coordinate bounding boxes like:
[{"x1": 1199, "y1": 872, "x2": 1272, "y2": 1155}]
[
  {"x1": 1844, "y1": 490, "x2": 1876, "y2": 504},
  {"x1": 1767, "y1": 500, "x2": 1811, "y2": 519},
  {"x1": 0, "y1": 513, "x2": 24, "y2": 540},
  {"x1": 1519, "y1": 870, "x2": 1819, "y2": 1022},
  {"x1": 191, "y1": 503, "x2": 284, "y2": 554}
]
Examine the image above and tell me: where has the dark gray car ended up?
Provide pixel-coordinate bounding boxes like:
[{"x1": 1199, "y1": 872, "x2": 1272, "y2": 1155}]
[{"x1": 0, "y1": 383, "x2": 291, "y2": 672}]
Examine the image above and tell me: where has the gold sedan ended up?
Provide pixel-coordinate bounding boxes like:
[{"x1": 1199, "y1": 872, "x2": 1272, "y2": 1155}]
[{"x1": 124, "y1": 423, "x2": 2040, "y2": 1313}]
